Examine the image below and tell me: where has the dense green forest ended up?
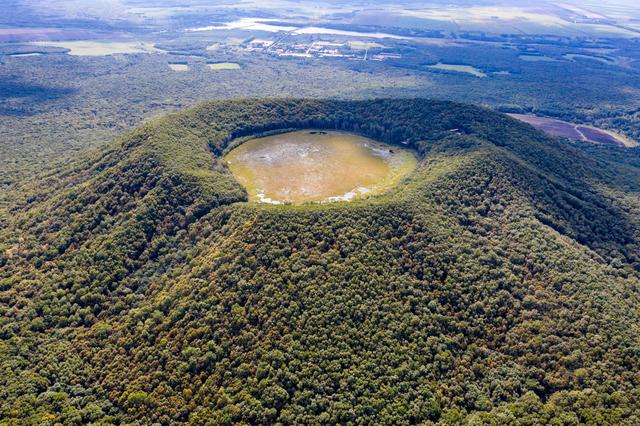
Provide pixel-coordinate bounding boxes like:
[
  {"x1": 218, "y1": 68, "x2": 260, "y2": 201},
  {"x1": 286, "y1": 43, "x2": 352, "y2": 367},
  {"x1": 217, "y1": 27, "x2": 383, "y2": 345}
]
[{"x1": 1, "y1": 99, "x2": 640, "y2": 424}]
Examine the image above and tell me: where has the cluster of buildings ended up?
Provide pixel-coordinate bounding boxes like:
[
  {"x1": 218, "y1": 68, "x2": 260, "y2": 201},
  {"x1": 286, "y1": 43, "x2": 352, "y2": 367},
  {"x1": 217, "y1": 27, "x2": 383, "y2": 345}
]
[{"x1": 241, "y1": 38, "x2": 401, "y2": 61}]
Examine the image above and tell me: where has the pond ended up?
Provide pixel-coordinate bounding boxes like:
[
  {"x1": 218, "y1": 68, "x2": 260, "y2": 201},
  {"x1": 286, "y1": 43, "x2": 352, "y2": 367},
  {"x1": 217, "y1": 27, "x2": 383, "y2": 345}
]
[{"x1": 224, "y1": 130, "x2": 418, "y2": 204}]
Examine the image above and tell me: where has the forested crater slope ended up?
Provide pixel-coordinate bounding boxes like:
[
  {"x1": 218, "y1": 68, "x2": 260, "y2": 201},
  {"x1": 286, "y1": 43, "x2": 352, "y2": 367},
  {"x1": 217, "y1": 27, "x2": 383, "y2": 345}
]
[{"x1": 1, "y1": 99, "x2": 640, "y2": 425}]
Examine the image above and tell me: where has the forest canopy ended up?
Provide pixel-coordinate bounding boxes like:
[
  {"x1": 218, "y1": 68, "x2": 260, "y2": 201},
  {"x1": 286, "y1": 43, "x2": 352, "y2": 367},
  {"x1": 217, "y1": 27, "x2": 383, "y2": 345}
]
[{"x1": 1, "y1": 98, "x2": 640, "y2": 425}]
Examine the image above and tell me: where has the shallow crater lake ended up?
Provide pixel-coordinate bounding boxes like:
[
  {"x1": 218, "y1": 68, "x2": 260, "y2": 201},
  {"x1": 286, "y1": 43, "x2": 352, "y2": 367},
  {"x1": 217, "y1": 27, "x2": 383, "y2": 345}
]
[{"x1": 224, "y1": 130, "x2": 418, "y2": 204}]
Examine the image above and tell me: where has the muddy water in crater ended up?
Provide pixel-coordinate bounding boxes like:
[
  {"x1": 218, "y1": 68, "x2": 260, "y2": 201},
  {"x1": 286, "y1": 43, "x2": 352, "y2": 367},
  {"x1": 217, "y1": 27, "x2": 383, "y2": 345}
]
[{"x1": 225, "y1": 130, "x2": 417, "y2": 204}]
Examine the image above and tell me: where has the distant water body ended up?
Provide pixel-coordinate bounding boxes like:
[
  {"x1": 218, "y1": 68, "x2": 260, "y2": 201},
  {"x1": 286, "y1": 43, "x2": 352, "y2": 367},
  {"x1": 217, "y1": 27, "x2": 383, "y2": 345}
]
[{"x1": 186, "y1": 17, "x2": 411, "y2": 40}]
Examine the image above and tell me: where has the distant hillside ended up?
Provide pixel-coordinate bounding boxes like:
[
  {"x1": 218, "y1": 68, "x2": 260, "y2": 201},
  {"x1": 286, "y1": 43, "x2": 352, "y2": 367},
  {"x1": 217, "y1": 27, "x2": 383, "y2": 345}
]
[{"x1": 1, "y1": 99, "x2": 640, "y2": 425}]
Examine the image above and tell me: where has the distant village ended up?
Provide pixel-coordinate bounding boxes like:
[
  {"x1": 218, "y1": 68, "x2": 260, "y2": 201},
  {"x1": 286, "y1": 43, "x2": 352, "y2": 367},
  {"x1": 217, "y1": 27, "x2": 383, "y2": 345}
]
[{"x1": 241, "y1": 37, "x2": 402, "y2": 61}]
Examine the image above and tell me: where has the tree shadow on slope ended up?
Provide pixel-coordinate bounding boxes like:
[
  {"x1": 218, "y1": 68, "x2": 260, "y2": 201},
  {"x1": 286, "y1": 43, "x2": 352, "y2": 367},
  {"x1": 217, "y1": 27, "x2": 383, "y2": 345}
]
[{"x1": 425, "y1": 134, "x2": 640, "y2": 274}]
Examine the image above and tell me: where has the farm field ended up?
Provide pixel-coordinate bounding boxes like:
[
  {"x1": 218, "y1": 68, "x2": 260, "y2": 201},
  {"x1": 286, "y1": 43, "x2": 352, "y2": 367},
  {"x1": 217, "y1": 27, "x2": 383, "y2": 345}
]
[
  {"x1": 509, "y1": 114, "x2": 637, "y2": 147},
  {"x1": 224, "y1": 130, "x2": 417, "y2": 204},
  {"x1": 31, "y1": 40, "x2": 160, "y2": 56},
  {"x1": 564, "y1": 53, "x2": 617, "y2": 65}
]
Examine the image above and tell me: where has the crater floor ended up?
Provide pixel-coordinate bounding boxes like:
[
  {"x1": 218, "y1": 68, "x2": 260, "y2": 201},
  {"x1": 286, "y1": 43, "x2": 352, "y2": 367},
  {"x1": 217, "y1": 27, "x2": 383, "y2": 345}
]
[{"x1": 224, "y1": 130, "x2": 417, "y2": 204}]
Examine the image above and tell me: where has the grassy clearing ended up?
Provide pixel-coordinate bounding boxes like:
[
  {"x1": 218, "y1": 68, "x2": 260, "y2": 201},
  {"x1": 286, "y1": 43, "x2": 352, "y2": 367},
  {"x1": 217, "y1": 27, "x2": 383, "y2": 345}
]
[
  {"x1": 519, "y1": 54, "x2": 558, "y2": 62},
  {"x1": 168, "y1": 63, "x2": 189, "y2": 71},
  {"x1": 348, "y1": 41, "x2": 385, "y2": 50},
  {"x1": 207, "y1": 62, "x2": 241, "y2": 70},
  {"x1": 31, "y1": 41, "x2": 160, "y2": 56},
  {"x1": 428, "y1": 63, "x2": 486, "y2": 77}
]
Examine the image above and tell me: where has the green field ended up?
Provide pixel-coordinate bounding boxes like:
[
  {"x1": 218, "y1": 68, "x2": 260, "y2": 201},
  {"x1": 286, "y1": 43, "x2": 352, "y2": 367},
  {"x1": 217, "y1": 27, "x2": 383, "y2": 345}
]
[{"x1": 207, "y1": 62, "x2": 241, "y2": 70}]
